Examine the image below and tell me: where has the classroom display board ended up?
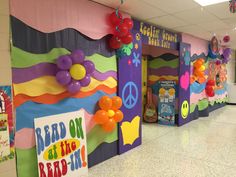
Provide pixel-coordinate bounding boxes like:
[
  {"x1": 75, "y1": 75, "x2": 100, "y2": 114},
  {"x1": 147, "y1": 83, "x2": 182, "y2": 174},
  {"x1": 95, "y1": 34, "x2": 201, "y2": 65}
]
[
  {"x1": 34, "y1": 110, "x2": 88, "y2": 177},
  {"x1": 157, "y1": 81, "x2": 176, "y2": 125}
]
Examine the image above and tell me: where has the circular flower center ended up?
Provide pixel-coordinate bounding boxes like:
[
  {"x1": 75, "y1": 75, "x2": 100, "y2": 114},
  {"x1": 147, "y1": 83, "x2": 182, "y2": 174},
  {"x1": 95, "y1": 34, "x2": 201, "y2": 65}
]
[
  {"x1": 69, "y1": 64, "x2": 86, "y2": 80},
  {"x1": 107, "y1": 109, "x2": 115, "y2": 118}
]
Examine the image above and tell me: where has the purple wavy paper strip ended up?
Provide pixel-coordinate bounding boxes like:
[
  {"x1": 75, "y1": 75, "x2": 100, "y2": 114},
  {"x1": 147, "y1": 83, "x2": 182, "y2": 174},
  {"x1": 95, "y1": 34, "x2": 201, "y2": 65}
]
[
  {"x1": 12, "y1": 63, "x2": 117, "y2": 83},
  {"x1": 149, "y1": 67, "x2": 178, "y2": 76}
]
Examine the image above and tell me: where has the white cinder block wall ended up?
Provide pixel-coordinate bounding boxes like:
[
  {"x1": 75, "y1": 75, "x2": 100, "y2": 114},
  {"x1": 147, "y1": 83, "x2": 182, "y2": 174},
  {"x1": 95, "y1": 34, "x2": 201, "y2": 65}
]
[
  {"x1": 226, "y1": 50, "x2": 236, "y2": 84},
  {"x1": 0, "y1": 1, "x2": 16, "y2": 177},
  {"x1": 0, "y1": 0, "x2": 11, "y2": 85}
]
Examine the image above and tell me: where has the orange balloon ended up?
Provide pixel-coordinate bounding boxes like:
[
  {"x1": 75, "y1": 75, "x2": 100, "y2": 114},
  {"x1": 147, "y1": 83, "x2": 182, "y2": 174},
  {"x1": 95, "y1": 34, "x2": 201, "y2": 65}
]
[
  {"x1": 94, "y1": 110, "x2": 109, "y2": 124},
  {"x1": 113, "y1": 110, "x2": 124, "y2": 122},
  {"x1": 198, "y1": 58, "x2": 204, "y2": 64},
  {"x1": 102, "y1": 118, "x2": 116, "y2": 132},
  {"x1": 194, "y1": 62, "x2": 202, "y2": 68},
  {"x1": 111, "y1": 96, "x2": 122, "y2": 110},
  {"x1": 99, "y1": 96, "x2": 112, "y2": 111},
  {"x1": 198, "y1": 77, "x2": 206, "y2": 84}
]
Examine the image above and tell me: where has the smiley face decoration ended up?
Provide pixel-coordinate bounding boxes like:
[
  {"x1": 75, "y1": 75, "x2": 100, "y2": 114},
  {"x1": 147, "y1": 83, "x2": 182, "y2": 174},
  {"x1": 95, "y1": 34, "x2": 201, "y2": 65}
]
[
  {"x1": 108, "y1": 10, "x2": 134, "y2": 49},
  {"x1": 55, "y1": 50, "x2": 95, "y2": 94}
]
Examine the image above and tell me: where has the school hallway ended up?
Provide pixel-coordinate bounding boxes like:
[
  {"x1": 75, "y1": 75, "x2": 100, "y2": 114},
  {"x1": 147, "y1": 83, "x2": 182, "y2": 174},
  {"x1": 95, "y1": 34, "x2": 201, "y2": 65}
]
[{"x1": 89, "y1": 105, "x2": 236, "y2": 177}]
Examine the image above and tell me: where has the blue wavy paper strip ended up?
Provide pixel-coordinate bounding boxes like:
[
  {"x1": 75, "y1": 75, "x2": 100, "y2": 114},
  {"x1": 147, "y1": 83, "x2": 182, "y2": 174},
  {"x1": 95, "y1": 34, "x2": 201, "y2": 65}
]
[
  {"x1": 16, "y1": 91, "x2": 116, "y2": 131},
  {"x1": 190, "y1": 82, "x2": 206, "y2": 95}
]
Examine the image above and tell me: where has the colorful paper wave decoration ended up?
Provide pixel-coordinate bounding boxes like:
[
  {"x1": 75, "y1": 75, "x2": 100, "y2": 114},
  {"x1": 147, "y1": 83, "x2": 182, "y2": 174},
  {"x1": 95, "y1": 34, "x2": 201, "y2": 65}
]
[
  {"x1": 15, "y1": 92, "x2": 116, "y2": 131},
  {"x1": 148, "y1": 75, "x2": 178, "y2": 82},
  {"x1": 10, "y1": 0, "x2": 130, "y2": 39},
  {"x1": 14, "y1": 86, "x2": 116, "y2": 107},
  {"x1": 11, "y1": 16, "x2": 115, "y2": 57},
  {"x1": 148, "y1": 53, "x2": 179, "y2": 61},
  {"x1": 13, "y1": 76, "x2": 117, "y2": 97},
  {"x1": 148, "y1": 58, "x2": 179, "y2": 69},
  {"x1": 149, "y1": 67, "x2": 178, "y2": 76},
  {"x1": 11, "y1": 46, "x2": 117, "y2": 72}
]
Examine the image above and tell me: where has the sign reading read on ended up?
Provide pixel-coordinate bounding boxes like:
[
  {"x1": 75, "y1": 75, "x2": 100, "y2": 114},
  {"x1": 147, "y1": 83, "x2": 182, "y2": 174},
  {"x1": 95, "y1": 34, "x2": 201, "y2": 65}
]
[
  {"x1": 133, "y1": 19, "x2": 180, "y2": 50},
  {"x1": 34, "y1": 110, "x2": 88, "y2": 177}
]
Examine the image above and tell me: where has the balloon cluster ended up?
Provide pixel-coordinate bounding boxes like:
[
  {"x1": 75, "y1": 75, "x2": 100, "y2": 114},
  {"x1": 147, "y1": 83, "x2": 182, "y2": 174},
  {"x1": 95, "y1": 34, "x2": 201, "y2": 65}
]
[
  {"x1": 94, "y1": 96, "x2": 124, "y2": 132},
  {"x1": 221, "y1": 48, "x2": 232, "y2": 64},
  {"x1": 190, "y1": 59, "x2": 206, "y2": 84},
  {"x1": 223, "y1": 35, "x2": 230, "y2": 43},
  {"x1": 109, "y1": 11, "x2": 134, "y2": 49},
  {"x1": 56, "y1": 50, "x2": 95, "y2": 94},
  {"x1": 205, "y1": 80, "x2": 215, "y2": 97}
]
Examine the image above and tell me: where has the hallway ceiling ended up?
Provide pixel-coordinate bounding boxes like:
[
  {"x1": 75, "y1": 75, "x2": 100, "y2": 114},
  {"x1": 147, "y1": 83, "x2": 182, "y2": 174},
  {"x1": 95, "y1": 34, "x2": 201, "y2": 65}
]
[{"x1": 92, "y1": 0, "x2": 236, "y2": 49}]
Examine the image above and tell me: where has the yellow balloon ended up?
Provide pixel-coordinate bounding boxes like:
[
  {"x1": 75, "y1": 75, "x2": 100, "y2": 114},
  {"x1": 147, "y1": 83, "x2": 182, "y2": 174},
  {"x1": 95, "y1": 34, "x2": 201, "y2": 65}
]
[
  {"x1": 69, "y1": 64, "x2": 86, "y2": 80},
  {"x1": 107, "y1": 109, "x2": 115, "y2": 117},
  {"x1": 199, "y1": 65, "x2": 206, "y2": 72}
]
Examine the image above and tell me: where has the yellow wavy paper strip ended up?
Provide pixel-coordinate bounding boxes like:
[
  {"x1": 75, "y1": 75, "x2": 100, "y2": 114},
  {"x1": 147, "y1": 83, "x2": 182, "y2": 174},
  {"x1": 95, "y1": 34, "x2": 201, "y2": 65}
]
[
  {"x1": 148, "y1": 75, "x2": 178, "y2": 82},
  {"x1": 13, "y1": 76, "x2": 117, "y2": 96}
]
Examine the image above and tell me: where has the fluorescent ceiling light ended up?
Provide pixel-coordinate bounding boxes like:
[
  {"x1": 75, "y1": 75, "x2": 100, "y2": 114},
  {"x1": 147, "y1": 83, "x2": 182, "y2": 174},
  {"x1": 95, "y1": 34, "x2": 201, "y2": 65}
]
[{"x1": 194, "y1": 0, "x2": 228, "y2": 6}]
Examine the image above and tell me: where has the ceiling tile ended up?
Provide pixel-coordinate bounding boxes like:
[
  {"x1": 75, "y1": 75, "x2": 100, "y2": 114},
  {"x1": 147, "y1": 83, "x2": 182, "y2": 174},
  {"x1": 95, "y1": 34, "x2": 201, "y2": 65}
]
[
  {"x1": 174, "y1": 7, "x2": 218, "y2": 24},
  {"x1": 142, "y1": 0, "x2": 199, "y2": 14},
  {"x1": 147, "y1": 15, "x2": 188, "y2": 28},
  {"x1": 92, "y1": 0, "x2": 167, "y2": 19},
  {"x1": 204, "y1": 2, "x2": 235, "y2": 19},
  {"x1": 198, "y1": 19, "x2": 230, "y2": 31}
]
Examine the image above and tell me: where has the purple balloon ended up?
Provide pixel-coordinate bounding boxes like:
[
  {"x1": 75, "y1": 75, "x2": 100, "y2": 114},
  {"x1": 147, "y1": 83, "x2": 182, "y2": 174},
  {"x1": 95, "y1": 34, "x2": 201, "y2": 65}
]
[
  {"x1": 70, "y1": 50, "x2": 85, "y2": 64},
  {"x1": 57, "y1": 55, "x2": 72, "y2": 70},
  {"x1": 80, "y1": 74, "x2": 91, "y2": 87},
  {"x1": 83, "y1": 60, "x2": 95, "y2": 74},
  {"x1": 56, "y1": 71, "x2": 71, "y2": 85},
  {"x1": 67, "y1": 81, "x2": 81, "y2": 93}
]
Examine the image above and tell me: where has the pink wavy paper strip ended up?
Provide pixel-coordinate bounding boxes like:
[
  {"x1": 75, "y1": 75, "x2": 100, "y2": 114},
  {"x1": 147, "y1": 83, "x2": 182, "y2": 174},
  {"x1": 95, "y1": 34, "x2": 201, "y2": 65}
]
[
  {"x1": 10, "y1": 0, "x2": 130, "y2": 39},
  {"x1": 15, "y1": 109, "x2": 95, "y2": 149},
  {"x1": 190, "y1": 91, "x2": 206, "y2": 105}
]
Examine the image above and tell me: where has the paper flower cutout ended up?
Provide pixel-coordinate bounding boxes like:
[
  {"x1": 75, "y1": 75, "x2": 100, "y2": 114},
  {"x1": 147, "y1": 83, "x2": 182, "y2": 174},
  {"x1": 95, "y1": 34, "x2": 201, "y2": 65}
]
[
  {"x1": 55, "y1": 50, "x2": 95, "y2": 93},
  {"x1": 93, "y1": 96, "x2": 124, "y2": 132},
  {"x1": 132, "y1": 52, "x2": 140, "y2": 67},
  {"x1": 117, "y1": 43, "x2": 133, "y2": 58}
]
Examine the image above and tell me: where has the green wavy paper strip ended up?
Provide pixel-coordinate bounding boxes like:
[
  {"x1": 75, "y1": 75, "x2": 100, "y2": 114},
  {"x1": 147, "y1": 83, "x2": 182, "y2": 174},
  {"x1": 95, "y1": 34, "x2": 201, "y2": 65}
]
[
  {"x1": 190, "y1": 99, "x2": 209, "y2": 113},
  {"x1": 209, "y1": 97, "x2": 228, "y2": 106},
  {"x1": 16, "y1": 147, "x2": 38, "y2": 177},
  {"x1": 87, "y1": 125, "x2": 118, "y2": 155},
  {"x1": 11, "y1": 46, "x2": 117, "y2": 72},
  {"x1": 148, "y1": 58, "x2": 179, "y2": 69},
  {"x1": 11, "y1": 46, "x2": 70, "y2": 68}
]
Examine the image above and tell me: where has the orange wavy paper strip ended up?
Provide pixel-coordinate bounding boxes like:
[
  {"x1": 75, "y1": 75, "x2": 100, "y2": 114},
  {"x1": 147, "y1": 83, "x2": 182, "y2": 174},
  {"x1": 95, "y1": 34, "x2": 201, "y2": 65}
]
[
  {"x1": 10, "y1": 0, "x2": 130, "y2": 39},
  {"x1": 14, "y1": 85, "x2": 117, "y2": 107}
]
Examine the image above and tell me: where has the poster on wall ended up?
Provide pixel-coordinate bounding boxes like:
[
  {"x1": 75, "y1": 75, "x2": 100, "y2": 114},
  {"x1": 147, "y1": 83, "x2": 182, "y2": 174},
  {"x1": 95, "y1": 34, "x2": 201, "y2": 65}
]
[
  {"x1": 34, "y1": 110, "x2": 88, "y2": 177},
  {"x1": 0, "y1": 114, "x2": 10, "y2": 159},
  {"x1": 157, "y1": 81, "x2": 176, "y2": 125},
  {"x1": 0, "y1": 86, "x2": 14, "y2": 163}
]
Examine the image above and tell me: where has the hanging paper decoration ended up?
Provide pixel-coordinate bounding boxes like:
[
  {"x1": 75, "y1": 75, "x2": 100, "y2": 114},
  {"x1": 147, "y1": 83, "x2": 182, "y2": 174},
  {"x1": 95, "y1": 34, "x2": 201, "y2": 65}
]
[
  {"x1": 56, "y1": 50, "x2": 95, "y2": 93},
  {"x1": 230, "y1": 0, "x2": 236, "y2": 13},
  {"x1": 108, "y1": 9, "x2": 134, "y2": 50},
  {"x1": 205, "y1": 80, "x2": 215, "y2": 97},
  {"x1": 190, "y1": 58, "x2": 206, "y2": 84},
  {"x1": 93, "y1": 96, "x2": 124, "y2": 132}
]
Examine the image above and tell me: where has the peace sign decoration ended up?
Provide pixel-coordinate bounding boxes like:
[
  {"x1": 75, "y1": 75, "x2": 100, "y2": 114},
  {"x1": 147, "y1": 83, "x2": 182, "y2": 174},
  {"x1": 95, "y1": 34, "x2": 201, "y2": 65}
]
[{"x1": 122, "y1": 81, "x2": 138, "y2": 109}]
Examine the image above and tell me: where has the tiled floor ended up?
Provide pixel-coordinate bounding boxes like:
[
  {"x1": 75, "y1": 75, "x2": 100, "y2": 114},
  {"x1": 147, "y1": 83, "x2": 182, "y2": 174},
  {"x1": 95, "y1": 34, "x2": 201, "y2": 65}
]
[{"x1": 89, "y1": 105, "x2": 236, "y2": 177}]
